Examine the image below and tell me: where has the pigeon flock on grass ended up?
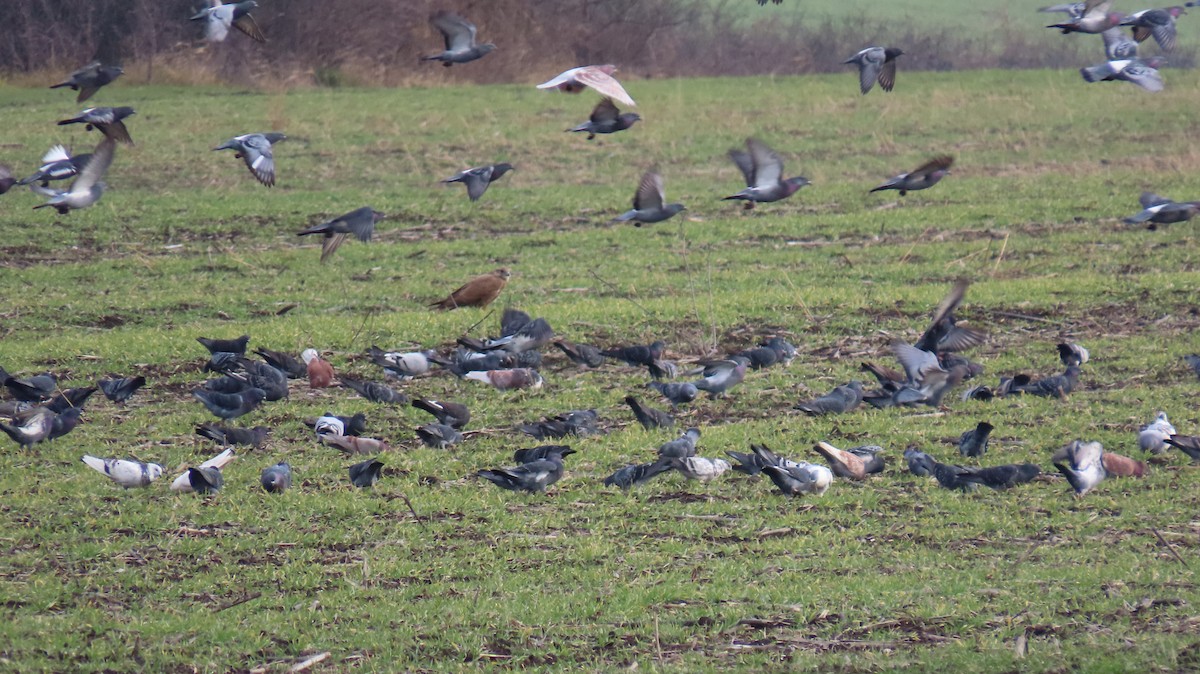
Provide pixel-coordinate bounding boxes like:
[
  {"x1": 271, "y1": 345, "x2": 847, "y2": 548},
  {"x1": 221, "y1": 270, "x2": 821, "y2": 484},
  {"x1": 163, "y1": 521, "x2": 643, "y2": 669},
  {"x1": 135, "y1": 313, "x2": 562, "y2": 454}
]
[{"x1": 2, "y1": 4, "x2": 1197, "y2": 505}]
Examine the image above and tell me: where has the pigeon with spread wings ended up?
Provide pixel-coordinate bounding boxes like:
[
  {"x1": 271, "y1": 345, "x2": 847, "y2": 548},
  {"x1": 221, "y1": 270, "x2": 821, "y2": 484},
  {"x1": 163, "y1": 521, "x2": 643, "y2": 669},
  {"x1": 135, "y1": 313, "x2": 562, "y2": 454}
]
[
  {"x1": 537, "y1": 65, "x2": 635, "y2": 107},
  {"x1": 191, "y1": 0, "x2": 266, "y2": 43},
  {"x1": 723, "y1": 138, "x2": 810, "y2": 209},
  {"x1": 31, "y1": 136, "x2": 116, "y2": 215},
  {"x1": 423, "y1": 11, "x2": 495, "y2": 66},
  {"x1": 214, "y1": 132, "x2": 286, "y2": 187},
  {"x1": 442, "y1": 163, "x2": 513, "y2": 202},
  {"x1": 613, "y1": 170, "x2": 686, "y2": 226},
  {"x1": 568, "y1": 98, "x2": 641, "y2": 140},
  {"x1": 870, "y1": 155, "x2": 954, "y2": 196},
  {"x1": 297, "y1": 207, "x2": 383, "y2": 262},
  {"x1": 50, "y1": 62, "x2": 123, "y2": 103},
  {"x1": 844, "y1": 47, "x2": 903, "y2": 94}
]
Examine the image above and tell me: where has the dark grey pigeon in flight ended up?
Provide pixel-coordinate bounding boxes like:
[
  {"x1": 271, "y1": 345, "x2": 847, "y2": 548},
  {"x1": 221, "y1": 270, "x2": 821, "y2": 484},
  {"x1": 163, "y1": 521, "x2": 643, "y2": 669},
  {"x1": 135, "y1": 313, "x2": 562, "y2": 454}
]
[
  {"x1": 915, "y1": 280, "x2": 986, "y2": 355},
  {"x1": 844, "y1": 47, "x2": 903, "y2": 94},
  {"x1": 1081, "y1": 57, "x2": 1165, "y2": 92},
  {"x1": 1121, "y1": 6, "x2": 1185, "y2": 51},
  {"x1": 1123, "y1": 191, "x2": 1198, "y2": 226},
  {"x1": 50, "y1": 62, "x2": 123, "y2": 103},
  {"x1": 422, "y1": 11, "x2": 495, "y2": 66},
  {"x1": 568, "y1": 98, "x2": 641, "y2": 140},
  {"x1": 297, "y1": 207, "x2": 383, "y2": 262},
  {"x1": 613, "y1": 170, "x2": 686, "y2": 226},
  {"x1": 31, "y1": 137, "x2": 116, "y2": 215},
  {"x1": 442, "y1": 163, "x2": 514, "y2": 202},
  {"x1": 723, "y1": 138, "x2": 810, "y2": 209},
  {"x1": 871, "y1": 155, "x2": 954, "y2": 196},
  {"x1": 58, "y1": 107, "x2": 135, "y2": 144},
  {"x1": 214, "y1": 133, "x2": 286, "y2": 187}
]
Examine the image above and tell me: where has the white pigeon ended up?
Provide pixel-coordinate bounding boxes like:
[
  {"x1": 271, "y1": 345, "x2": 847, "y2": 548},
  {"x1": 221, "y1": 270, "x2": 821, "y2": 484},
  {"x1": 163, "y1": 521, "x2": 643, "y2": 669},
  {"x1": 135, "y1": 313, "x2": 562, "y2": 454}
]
[
  {"x1": 314, "y1": 413, "x2": 345, "y2": 439},
  {"x1": 30, "y1": 137, "x2": 115, "y2": 215},
  {"x1": 1138, "y1": 411, "x2": 1176, "y2": 454},
  {"x1": 169, "y1": 448, "x2": 237, "y2": 493},
  {"x1": 673, "y1": 456, "x2": 731, "y2": 483},
  {"x1": 82, "y1": 455, "x2": 163, "y2": 488},
  {"x1": 370, "y1": 349, "x2": 437, "y2": 379},
  {"x1": 536, "y1": 65, "x2": 636, "y2": 107}
]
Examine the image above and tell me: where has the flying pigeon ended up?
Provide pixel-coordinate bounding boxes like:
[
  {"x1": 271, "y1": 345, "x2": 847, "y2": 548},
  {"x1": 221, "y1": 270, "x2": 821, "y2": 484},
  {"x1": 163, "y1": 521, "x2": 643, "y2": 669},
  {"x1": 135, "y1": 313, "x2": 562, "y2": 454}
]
[
  {"x1": 1100, "y1": 26, "x2": 1140, "y2": 59},
  {"x1": 1053, "y1": 440, "x2": 1106, "y2": 496},
  {"x1": 613, "y1": 170, "x2": 686, "y2": 226},
  {"x1": 670, "y1": 456, "x2": 732, "y2": 483},
  {"x1": 82, "y1": 455, "x2": 163, "y2": 488},
  {"x1": 191, "y1": 0, "x2": 266, "y2": 43},
  {"x1": 1138, "y1": 411, "x2": 1176, "y2": 454},
  {"x1": 463, "y1": 368, "x2": 543, "y2": 390},
  {"x1": 537, "y1": 65, "x2": 635, "y2": 107},
  {"x1": 646, "y1": 381, "x2": 699, "y2": 407},
  {"x1": 1039, "y1": 2, "x2": 1086, "y2": 14},
  {"x1": 57, "y1": 107, "x2": 135, "y2": 144},
  {"x1": 192, "y1": 387, "x2": 266, "y2": 419},
  {"x1": 422, "y1": 11, "x2": 495, "y2": 66},
  {"x1": 442, "y1": 163, "x2": 514, "y2": 202},
  {"x1": 958, "y1": 422, "x2": 994, "y2": 458},
  {"x1": 50, "y1": 62, "x2": 123, "y2": 103},
  {"x1": 18, "y1": 145, "x2": 92, "y2": 188},
  {"x1": 30, "y1": 137, "x2": 116, "y2": 215},
  {"x1": 416, "y1": 423, "x2": 463, "y2": 449},
  {"x1": 658, "y1": 428, "x2": 702, "y2": 459},
  {"x1": 813, "y1": 441, "x2": 885, "y2": 480},
  {"x1": 554, "y1": 340, "x2": 606, "y2": 368},
  {"x1": 1121, "y1": 6, "x2": 1185, "y2": 51},
  {"x1": 261, "y1": 462, "x2": 292, "y2": 493},
  {"x1": 1123, "y1": 192, "x2": 1198, "y2": 226},
  {"x1": 1047, "y1": 0, "x2": 1125, "y2": 32},
  {"x1": 349, "y1": 457, "x2": 385, "y2": 488},
  {"x1": 691, "y1": 358, "x2": 748, "y2": 397},
  {"x1": 430, "y1": 268, "x2": 511, "y2": 310},
  {"x1": 723, "y1": 138, "x2": 810, "y2": 208},
  {"x1": 339, "y1": 376, "x2": 407, "y2": 404},
  {"x1": 302, "y1": 349, "x2": 334, "y2": 388},
  {"x1": 871, "y1": 155, "x2": 954, "y2": 196},
  {"x1": 254, "y1": 348, "x2": 306, "y2": 379},
  {"x1": 98, "y1": 375, "x2": 145, "y2": 403},
  {"x1": 196, "y1": 422, "x2": 269, "y2": 448},
  {"x1": 297, "y1": 207, "x2": 383, "y2": 262},
  {"x1": 478, "y1": 453, "x2": 569, "y2": 493},
  {"x1": 169, "y1": 448, "x2": 236, "y2": 493},
  {"x1": 865, "y1": 341, "x2": 967, "y2": 408},
  {"x1": 625, "y1": 396, "x2": 674, "y2": 429},
  {"x1": 844, "y1": 47, "x2": 904, "y2": 94},
  {"x1": 916, "y1": 280, "x2": 987, "y2": 355},
  {"x1": 568, "y1": 98, "x2": 641, "y2": 140},
  {"x1": 604, "y1": 459, "x2": 674, "y2": 490},
  {"x1": 411, "y1": 399, "x2": 470, "y2": 429},
  {"x1": 1081, "y1": 57, "x2": 1165, "y2": 92},
  {"x1": 794, "y1": 380, "x2": 863, "y2": 415},
  {"x1": 214, "y1": 133, "x2": 286, "y2": 187}
]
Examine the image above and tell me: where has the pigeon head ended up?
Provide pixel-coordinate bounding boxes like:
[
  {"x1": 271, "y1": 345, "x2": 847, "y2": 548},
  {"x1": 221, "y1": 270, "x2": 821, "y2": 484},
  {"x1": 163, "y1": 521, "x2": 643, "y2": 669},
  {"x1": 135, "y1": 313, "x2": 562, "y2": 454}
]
[
  {"x1": 648, "y1": 341, "x2": 666, "y2": 359},
  {"x1": 371, "y1": 209, "x2": 387, "y2": 221},
  {"x1": 663, "y1": 203, "x2": 686, "y2": 218},
  {"x1": 147, "y1": 463, "x2": 164, "y2": 481},
  {"x1": 783, "y1": 177, "x2": 811, "y2": 196},
  {"x1": 492, "y1": 163, "x2": 515, "y2": 180},
  {"x1": 479, "y1": 43, "x2": 498, "y2": 55},
  {"x1": 301, "y1": 349, "x2": 320, "y2": 364},
  {"x1": 263, "y1": 132, "x2": 288, "y2": 144},
  {"x1": 618, "y1": 112, "x2": 642, "y2": 127},
  {"x1": 885, "y1": 47, "x2": 905, "y2": 59},
  {"x1": 1169, "y1": 6, "x2": 1186, "y2": 17},
  {"x1": 495, "y1": 268, "x2": 513, "y2": 280}
]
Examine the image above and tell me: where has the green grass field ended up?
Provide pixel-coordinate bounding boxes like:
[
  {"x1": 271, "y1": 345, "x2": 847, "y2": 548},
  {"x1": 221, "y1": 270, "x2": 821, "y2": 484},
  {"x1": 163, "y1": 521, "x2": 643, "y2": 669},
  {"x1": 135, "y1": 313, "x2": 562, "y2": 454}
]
[{"x1": 1, "y1": 69, "x2": 1200, "y2": 672}]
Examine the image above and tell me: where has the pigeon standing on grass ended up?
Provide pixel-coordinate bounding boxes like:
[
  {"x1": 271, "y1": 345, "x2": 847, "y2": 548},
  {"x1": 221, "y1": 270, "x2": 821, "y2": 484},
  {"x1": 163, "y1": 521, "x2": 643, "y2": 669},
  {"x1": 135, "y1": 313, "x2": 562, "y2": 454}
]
[
  {"x1": 50, "y1": 62, "x2": 123, "y2": 103},
  {"x1": 196, "y1": 422, "x2": 269, "y2": 447},
  {"x1": 647, "y1": 381, "x2": 699, "y2": 406},
  {"x1": 604, "y1": 459, "x2": 675, "y2": 490},
  {"x1": 537, "y1": 65, "x2": 636, "y2": 107},
  {"x1": 3, "y1": 372, "x2": 57, "y2": 402},
  {"x1": 411, "y1": 399, "x2": 470, "y2": 429},
  {"x1": 193, "y1": 387, "x2": 266, "y2": 419},
  {"x1": 261, "y1": 462, "x2": 292, "y2": 493},
  {"x1": 1164, "y1": 434, "x2": 1200, "y2": 461},
  {"x1": 191, "y1": 0, "x2": 266, "y2": 43},
  {"x1": 1053, "y1": 440, "x2": 1106, "y2": 496},
  {"x1": 422, "y1": 11, "x2": 496, "y2": 66},
  {"x1": 761, "y1": 461, "x2": 834, "y2": 497},
  {"x1": 691, "y1": 358, "x2": 748, "y2": 397},
  {"x1": 339, "y1": 376, "x2": 407, "y2": 404},
  {"x1": 368, "y1": 347, "x2": 439, "y2": 379},
  {"x1": 478, "y1": 453, "x2": 569, "y2": 493},
  {"x1": 625, "y1": 396, "x2": 674, "y2": 429},
  {"x1": 658, "y1": 428, "x2": 702, "y2": 459},
  {"x1": 99, "y1": 375, "x2": 145, "y2": 403},
  {"x1": 0, "y1": 408, "x2": 54, "y2": 449},
  {"x1": 464, "y1": 368, "x2": 543, "y2": 390},
  {"x1": 416, "y1": 423, "x2": 463, "y2": 449},
  {"x1": 442, "y1": 163, "x2": 514, "y2": 202},
  {"x1": 794, "y1": 381, "x2": 864, "y2": 415},
  {"x1": 31, "y1": 137, "x2": 116, "y2": 215},
  {"x1": 814, "y1": 441, "x2": 885, "y2": 480},
  {"x1": 1138, "y1": 411, "x2": 1176, "y2": 454},
  {"x1": 723, "y1": 138, "x2": 810, "y2": 209},
  {"x1": 349, "y1": 458, "x2": 385, "y2": 488},
  {"x1": 844, "y1": 47, "x2": 904, "y2": 94},
  {"x1": 255, "y1": 348, "x2": 306, "y2": 379},
  {"x1": 82, "y1": 455, "x2": 163, "y2": 488},
  {"x1": 870, "y1": 155, "x2": 954, "y2": 196},
  {"x1": 198, "y1": 335, "x2": 250, "y2": 356},
  {"x1": 670, "y1": 456, "x2": 732, "y2": 483},
  {"x1": 554, "y1": 340, "x2": 606, "y2": 368},
  {"x1": 58, "y1": 107, "x2": 136, "y2": 144},
  {"x1": 904, "y1": 448, "x2": 938, "y2": 476},
  {"x1": 1057, "y1": 342, "x2": 1090, "y2": 366},
  {"x1": 568, "y1": 98, "x2": 641, "y2": 140},
  {"x1": 958, "y1": 422, "x2": 994, "y2": 458},
  {"x1": 613, "y1": 170, "x2": 686, "y2": 226},
  {"x1": 214, "y1": 133, "x2": 286, "y2": 187},
  {"x1": 169, "y1": 448, "x2": 236, "y2": 492},
  {"x1": 602, "y1": 341, "x2": 666, "y2": 368},
  {"x1": 296, "y1": 207, "x2": 382, "y2": 262}
]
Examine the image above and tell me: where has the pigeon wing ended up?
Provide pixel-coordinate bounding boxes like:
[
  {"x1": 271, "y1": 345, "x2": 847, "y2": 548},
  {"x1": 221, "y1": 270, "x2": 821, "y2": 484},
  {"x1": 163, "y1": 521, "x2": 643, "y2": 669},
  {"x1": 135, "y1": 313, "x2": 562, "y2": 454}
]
[
  {"x1": 241, "y1": 135, "x2": 276, "y2": 187},
  {"x1": 878, "y1": 57, "x2": 898, "y2": 92},
  {"x1": 746, "y1": 138, "x2": 783, "y2": 188},
  {"x1": 1140, "y1": 191, "x2": 1173, "y2": 208},
  {"x1": 233, "y1": 12, "x2": 266, "y2": 43},
  {"x1": 728, "y1": 148, "x2": 755, "y2": 187},
  {"x1": 857, "y1": 49, "x2": 883, "y2": 94},
  {"x1": 432, "y1": 12, "x2": 475, "y2": 51},
  {"x1": 909, "y1": 155, "x2": 955, "y2": 181},
  {"x1": 574, "y1": 66, "x2": 636, "y2": 106},
  {"x1": 590, "y1": 98, "x2": 619, "y2": 124},
  {"x1": 1121, "y1": 61, "x2": 1163, "y2": 92},
  {"x1": 633, "y1": 171, "x2": 665, "y2": 211},
  {"x1": 71, "y1": 137, "x2": 115, "y2": 194}
]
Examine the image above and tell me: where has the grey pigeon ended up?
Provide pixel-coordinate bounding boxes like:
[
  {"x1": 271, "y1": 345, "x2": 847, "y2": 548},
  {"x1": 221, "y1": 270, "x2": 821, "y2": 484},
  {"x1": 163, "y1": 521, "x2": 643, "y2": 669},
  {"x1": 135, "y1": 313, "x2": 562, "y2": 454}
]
[
  {"x1": 416, "y1": 423, "x2": 462, "y2": 448},
  {"x1": 196, "y1": 422, "x2": 269, "y2": 447},
  {"x1": 261, "y1": 462, "x2": 292, "y2": 493},
  {"x1": 1100, "y1": 26, "x2": 1139, "y2": 59},
  {"x1": 915, "y1": 280, "x2": 986, "y2": 355},
  {"x1": 613, "y1": 170, "x2": 686, "y2": 226},
  {"x1": 1047, "y1": 0, "x2": 1124, "y2": 33},
  {"x1": 198, "y1": 334, "x2": 250, "y2": 356},
  {"x1": 254, "y1": 347, "x2": 306, "y2": 379},
  {"x1": 932, "y1": 462, "x2": 979, "y2": 491},
  {"x1": 960, "y1": 463, "x2": 1042, "y2": 490},
  {"x1": 1012, "y1": 365, "x2": 1081, "y2": 398},
  {"x1": 794, "y1": 380, "x2": 863, "y2": 415},
  {"x1": 190, "y1": 1, "x2": 266, "y2": 42},
  {"x1": 604, "y1": 459, "x2": 674, "y2": 490},
  {"x1": 31, "y1": 137, "x2": 116, "y2": 215},
  {"x1": 871, "y1": 155, "x2": 954, "y2": 196},
  {"x1": 1185, "y1": 354, "x2": 1200, "y2": 379},
  {"x1": 904, "y1": 448, "x2": 937, "y2": 477},
  {"x1": 554, "y1": 340, "x2": 606, "y2": 368},
  {"x1": 238, "y1": 359, "x2": 288, "y2": 401},
  {"x1": 214, "y1": 133, "x2": 286, "y2": 187},
  {"x1": 568, "y1": 98, "x2": 641, "y2": 140},
  {"x1": 50, "y1": 62, "x2": 123, "y2": 103},
  {"x1": 513, "y1": 445, "x2": 576, "y2": 464},
  {"x1": 44, "y1": 386, "x2": 97, "y2": 413},
  {"x1": 761, "y1": 462, "x2": 833, "y2": 497},
  {"x1": 1121, "y1": 6, "x2": 1185, "y2": 51},
  {"x1": 82, "y1": 455, "x2": 163, "y2": 488},
  {"x1": 369, "y1": 346, "x2": 439, "y2": 379},
  {"x1": 866, "y1": 341, "x2": 967, "y2": 407},
  {"x1": 98, "y1": 375, "x2": 145, "y2": 403},
  {"x1": 669, "y1": 456, "x2": 731, "y2": 483},
  {"x1": 422, "y1": 11, "x2": 495, "y2": 66},
  {"x1": 1138, "y1": 411, "x2": 1175, "y2": 454},
  {"x1": 340, "y1": 375, "x2": 407, "y2": 404},
  {"x1": 188, "y1": 465, "x2": 224, "y2": 494},
  {"x1": 0, "y1": 408, "x2": 54, "y2": 449},
  {"x1": 647, "y1": 381, "x2": 699, "y2": 407},
  {"x1": 192, "y1": 387, "x2": 266, "y2": 419},
  {"x1": 625, "y1": 396, "x2": 674, "y2": 429},
  {"x1": 57, "y1": 107, "x2": 135, "y2": 144},
  {"x1": 691, "y1": 358, "x2": 748, "y2": 397},
  {"x1": 537, "y1": 65, "x2": 636, "y2": 107},
  {"x1": 297, "y1": 207, "x2": 383, "y2": 262},
  {"x1": 602, "y1": 341, "x2": 666, "y2": 367},
  {"x1": 1039, "y1": 2, "x2": 1086, "y2": 14},
  {"x1": 1123, "y1": 192, "x2": 1198, "y2": 226},
  {"x1": 3, "y1": 372, "x2": 57, "y2": 402},
  {"x1": 1164, "y1": 435, "x2": 1200, "y2": 461},
  {"x1": 442, "y1": 163, "x2": 513, "y2": 202},
  {"x1": 725, "y1": 443, "x2": 794, "y2": 476},
  {"x1": 1053, "y1": 440, "x2": 1106, "y2": 496},
  {"x1": 1057, "y1": 342, "x2": 1090, "y2": 367},
  {"x1": 844, "y1": 47, "x2": 903, "y2": 94},
  {"x1": 1081, "y1": 57, "x2": 1165, "y2": 92},
  {"x1": 47, "y1": 407, "x2": 84, "y2": 442},
  {"x1": 477, "y1": 454, "x2": 568, "y2": 493},
  {"x1": 460, "y1": 317, "x2": 554, "y2": 354},
  {"x1": 349, "y1": 457, "x2": 385, "y2": 488},
  {"x1": 658, "y1": 428, "x2": 701, "y2": 459},
  {"x1": 18, "y1": 145, "x2": 91, "y2": 187},
  {"x1": 411, "y1": 399, "x2": 470, "y2": 429},
  {"x1": 308, "y1": 412, "x2": 367, "y2": 437},
  {"x1": 518, "y1": 410, "x2": 599, "y2": 439},
  {"x1": 736, "y1": 337, "x2": 796, "y2": 369},
  {"x1": 958, "y1": 421, "x2": 994, "y2": 458},
  {"x1": 723, "y1": 138, "x2": 810, "y2": 208},
  {"x1": 0, "y1": 167, "x2": 16, "y2": 194}
]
